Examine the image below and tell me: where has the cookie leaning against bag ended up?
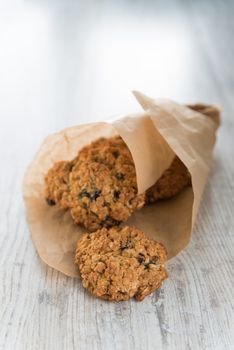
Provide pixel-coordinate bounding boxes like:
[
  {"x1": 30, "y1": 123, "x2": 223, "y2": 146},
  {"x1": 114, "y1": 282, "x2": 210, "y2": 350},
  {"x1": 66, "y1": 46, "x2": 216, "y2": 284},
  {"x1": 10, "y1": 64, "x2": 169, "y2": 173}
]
[{"x1": 75, "y1": 226, "x2": 167, "y2": 301}]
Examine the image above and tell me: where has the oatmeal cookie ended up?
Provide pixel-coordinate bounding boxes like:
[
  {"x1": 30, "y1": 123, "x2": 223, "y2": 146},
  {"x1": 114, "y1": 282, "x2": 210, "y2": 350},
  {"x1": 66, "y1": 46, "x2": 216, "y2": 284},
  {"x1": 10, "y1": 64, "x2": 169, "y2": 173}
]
[
  {"x1": 146, "y1": 156, "x2": 191, "y2": 204},
  {"x1": 68, "y1": 136, "x2": 145, "y2": 231},
  {"x1": 75, "y1": 226, "x2": 167, "y2": 301},
  {"x1": 44, "y1": 160, "x2": 74, "y2": 209}
]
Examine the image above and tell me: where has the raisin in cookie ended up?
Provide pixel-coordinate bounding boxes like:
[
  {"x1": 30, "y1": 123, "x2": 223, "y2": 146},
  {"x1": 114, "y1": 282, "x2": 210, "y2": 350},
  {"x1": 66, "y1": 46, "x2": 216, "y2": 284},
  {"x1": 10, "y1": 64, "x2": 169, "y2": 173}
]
[
  {"x1": 68, "y1": 136, "x2": 145, "y2": 231},
  {"x1": 146, "y1": 156, "x2": 191, "y2": 204},
  {"x1": 75, "y1": 226, "x2": 167, "y2": 301}
]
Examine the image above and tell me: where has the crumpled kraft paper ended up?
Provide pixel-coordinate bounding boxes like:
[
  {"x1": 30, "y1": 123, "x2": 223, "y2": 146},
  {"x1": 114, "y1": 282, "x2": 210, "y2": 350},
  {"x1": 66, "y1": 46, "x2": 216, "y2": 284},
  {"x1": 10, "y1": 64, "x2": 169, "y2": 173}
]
[{"x1": 23, "y1": 91, "x2": 220, "y2": 277}]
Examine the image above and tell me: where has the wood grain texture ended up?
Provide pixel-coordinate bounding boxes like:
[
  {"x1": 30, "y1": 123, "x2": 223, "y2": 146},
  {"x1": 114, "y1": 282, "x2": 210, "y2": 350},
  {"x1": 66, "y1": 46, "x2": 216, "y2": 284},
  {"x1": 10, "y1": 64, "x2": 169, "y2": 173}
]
[{"x1": 0, "y1": 0, "x2": 234, "y2": 349}]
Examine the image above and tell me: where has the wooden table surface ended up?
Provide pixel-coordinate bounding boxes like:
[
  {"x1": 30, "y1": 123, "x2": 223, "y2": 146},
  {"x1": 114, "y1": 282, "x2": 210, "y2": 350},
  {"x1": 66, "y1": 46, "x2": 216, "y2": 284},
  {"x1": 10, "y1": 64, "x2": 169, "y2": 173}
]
[{"x1": 0, "y1": 0, "x2": 234, "y2": 349}]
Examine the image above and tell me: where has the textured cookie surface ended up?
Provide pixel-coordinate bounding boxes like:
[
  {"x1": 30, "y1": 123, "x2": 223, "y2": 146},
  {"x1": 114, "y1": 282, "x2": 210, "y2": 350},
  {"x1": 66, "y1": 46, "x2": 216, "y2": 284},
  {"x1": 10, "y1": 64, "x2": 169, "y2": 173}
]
[
  {"x1": 44, "y1": 161, "x2": 74, "y2": 209},
  {"x1": 44, "y1": 136, "x2": 145, "y2": 231},
  {"x1": 146, "y1": 156, "x2": 191, "y2": 204},
  {"x1": 69, "y1": 137, "x2": 145, "y2": 231},
  {"x1": 75, "y1": 226, "x2": 167, "y2": 301}
]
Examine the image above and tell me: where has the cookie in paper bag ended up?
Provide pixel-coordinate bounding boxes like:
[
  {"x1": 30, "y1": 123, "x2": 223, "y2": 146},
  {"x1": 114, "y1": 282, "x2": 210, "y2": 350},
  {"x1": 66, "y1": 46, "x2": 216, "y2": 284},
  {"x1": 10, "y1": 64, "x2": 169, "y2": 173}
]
[{"x1": 45, "y1": 136, "x2": 145, "y2": 231}]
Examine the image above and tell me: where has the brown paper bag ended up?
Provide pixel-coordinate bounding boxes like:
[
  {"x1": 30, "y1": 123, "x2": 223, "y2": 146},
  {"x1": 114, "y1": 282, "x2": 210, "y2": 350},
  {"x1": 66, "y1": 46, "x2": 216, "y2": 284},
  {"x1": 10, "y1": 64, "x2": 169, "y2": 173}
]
[{"x1": 23, "y1": 91, "x2": 220, "y2": 278}]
